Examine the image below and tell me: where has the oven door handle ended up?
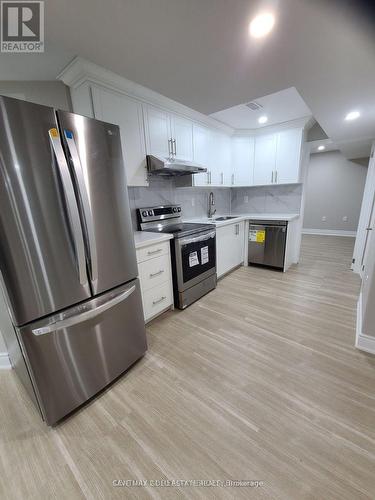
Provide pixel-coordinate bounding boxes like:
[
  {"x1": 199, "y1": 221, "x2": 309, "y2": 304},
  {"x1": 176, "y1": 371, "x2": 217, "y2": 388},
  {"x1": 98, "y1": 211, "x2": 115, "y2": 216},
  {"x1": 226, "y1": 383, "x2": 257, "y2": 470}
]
[{"x1": 178, "y1": 230, "x2": 216, "y2": 246}]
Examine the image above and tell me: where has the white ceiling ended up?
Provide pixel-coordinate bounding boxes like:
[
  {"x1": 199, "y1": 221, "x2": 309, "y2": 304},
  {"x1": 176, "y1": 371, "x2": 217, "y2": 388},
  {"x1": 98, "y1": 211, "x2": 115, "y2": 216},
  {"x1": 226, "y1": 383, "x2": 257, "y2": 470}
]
[
  {"x1": 1, "y1": 0, "x2": 375, "y2": 158},
  {"x1": 210, "y1": 87, "x2": 312, "y2": 129}
]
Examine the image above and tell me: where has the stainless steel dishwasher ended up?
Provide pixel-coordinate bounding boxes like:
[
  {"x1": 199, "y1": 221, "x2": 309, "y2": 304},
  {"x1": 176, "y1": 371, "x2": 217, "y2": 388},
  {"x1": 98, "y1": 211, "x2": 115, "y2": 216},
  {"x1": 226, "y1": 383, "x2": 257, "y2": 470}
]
[{"x1": 248, "y1": 220, "x2": 287, "y2": 270}]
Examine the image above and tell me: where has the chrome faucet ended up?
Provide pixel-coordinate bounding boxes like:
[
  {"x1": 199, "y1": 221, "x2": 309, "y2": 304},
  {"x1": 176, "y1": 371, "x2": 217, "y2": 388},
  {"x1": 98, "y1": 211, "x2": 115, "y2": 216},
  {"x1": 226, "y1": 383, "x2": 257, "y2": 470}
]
[{"x1": 208, "y1": 191, "x2": 216, "y2": 219}]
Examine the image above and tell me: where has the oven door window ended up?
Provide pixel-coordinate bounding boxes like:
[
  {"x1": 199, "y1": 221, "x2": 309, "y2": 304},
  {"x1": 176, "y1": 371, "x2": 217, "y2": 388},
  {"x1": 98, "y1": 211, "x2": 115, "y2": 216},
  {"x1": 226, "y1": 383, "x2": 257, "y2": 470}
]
[{"x1": 180, "y1": 231, "x2": 216, "y2": 283}]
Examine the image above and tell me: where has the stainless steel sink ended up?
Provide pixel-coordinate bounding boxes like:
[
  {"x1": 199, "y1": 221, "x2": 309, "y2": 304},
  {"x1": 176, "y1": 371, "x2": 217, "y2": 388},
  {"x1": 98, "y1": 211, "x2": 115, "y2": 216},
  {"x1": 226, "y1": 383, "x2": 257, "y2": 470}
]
[{"x1": 214, "y1": 216, "x2": 238, "y2": 221}]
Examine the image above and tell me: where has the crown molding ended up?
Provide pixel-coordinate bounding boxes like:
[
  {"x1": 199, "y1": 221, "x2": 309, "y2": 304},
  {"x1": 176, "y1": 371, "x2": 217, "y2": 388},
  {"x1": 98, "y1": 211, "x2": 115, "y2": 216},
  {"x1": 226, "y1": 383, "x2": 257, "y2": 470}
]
[{"x1": 57, "y1": 57, "x2": 234, "y2": 135}]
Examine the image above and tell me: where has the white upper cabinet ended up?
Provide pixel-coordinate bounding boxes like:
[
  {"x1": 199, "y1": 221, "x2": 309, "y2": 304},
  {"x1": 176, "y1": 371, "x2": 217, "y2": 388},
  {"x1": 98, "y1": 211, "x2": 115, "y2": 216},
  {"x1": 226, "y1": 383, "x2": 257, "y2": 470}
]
[
  {"x1": 144, "y1": 105, "x2": 194, "y2": 161},
  {"x1": 275, "y1": 128, "x2": 302, "y2": 184},
  {"x1": 253, "y1": 134, "x2": 277, "y2": 186},
  {"x1": 215, "y1": 132, "x2": 232, "y2": 186},
  {"x1": 143, "y1": 105, "x2": 172, "y2": 158},
  {"x1": 91, "y1": 86, "x2": 148, "y2": 187},
  {"x1": 231, "y1": 136, "x2": 254, "y2": 186},
  {"x1": 170, "y1": 114, "x2": 194, "y2": 161},
  {"x1": 192, "y1": 123, "x2": 211, "y2": 186}
]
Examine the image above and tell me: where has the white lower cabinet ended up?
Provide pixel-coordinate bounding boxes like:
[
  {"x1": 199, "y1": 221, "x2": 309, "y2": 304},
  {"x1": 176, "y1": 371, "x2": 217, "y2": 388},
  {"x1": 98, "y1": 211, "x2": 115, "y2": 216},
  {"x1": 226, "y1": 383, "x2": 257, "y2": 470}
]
[
  {"x1": 136, "y1": 241, "x2": 173, "y2": 322},
  {"x1": 216, "y1": 221, "x2": 245, "y2": 278}
]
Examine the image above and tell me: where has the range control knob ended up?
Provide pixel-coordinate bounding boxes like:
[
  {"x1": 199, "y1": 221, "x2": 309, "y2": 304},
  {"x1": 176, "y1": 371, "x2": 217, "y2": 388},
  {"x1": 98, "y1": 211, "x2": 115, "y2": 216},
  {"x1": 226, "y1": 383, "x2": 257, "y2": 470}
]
[
  {"x1": 148, "y1": 210, "x2": 153, "y2": 216},
  {"x1": 142, "y1": 210, "x2": 148, "y2": 217},
  {"x1": 177, "y1": 207, "x2": 181, "y2": 212},
  {"x1": 173, "y1": 207, "x2": 177, "y2": 213}
]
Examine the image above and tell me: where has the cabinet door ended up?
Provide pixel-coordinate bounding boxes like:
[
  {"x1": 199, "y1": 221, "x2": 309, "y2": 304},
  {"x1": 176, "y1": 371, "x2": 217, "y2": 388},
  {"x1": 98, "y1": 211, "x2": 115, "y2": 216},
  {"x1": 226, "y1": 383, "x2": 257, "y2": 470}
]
[
  {"x1": 209, "y1": 131, "x2": 230, "y2": 186},
  {"x1": 275, "y1": 128, "x2": 302, "y2": 184},
  {"x1": 231, "y1": 136, "x2": 254, "y2": 186},
  {"x1": 216, "y1": 222, "x2": 245, "y2": 278},
  {"x1": 171, "y1": 114, "x2": 193, "y2": 161},
  {"x1": 144, "y1": 105, "x2": 171, "y2": 158},
  {"x1": 91, "y1": 87, "x2": 148, "y2": 186},
  {"x1": 193, "y1": 123, "x2": 210, "y2": 186},
  {"x1": 253, "y1": 134, "x2": 277, "y2": 186}
]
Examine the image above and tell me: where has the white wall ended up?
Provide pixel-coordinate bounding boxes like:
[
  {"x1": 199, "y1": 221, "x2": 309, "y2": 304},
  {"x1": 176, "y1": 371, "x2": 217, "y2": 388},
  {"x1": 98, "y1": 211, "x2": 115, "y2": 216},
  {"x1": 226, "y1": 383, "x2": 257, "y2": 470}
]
[
  {"x1": 0, "y1": 81, "x2": 72, "y2": 110},
  {"x1": 303, "y1": 151, "x2": 367, "y2": 233}
]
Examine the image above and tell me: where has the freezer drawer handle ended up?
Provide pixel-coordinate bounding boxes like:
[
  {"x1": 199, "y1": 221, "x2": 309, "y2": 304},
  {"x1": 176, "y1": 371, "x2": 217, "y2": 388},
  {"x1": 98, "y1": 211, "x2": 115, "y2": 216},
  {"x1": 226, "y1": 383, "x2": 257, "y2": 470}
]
[
  {"x1": 63, "y1": 129, "x2": 98, "y2": 285},
  {"x1": 32, "y1": 285, "x2": 136, "y2": 336},
  {"x1": 48, "y1": 129, "x2": 88, "y2": 288}
]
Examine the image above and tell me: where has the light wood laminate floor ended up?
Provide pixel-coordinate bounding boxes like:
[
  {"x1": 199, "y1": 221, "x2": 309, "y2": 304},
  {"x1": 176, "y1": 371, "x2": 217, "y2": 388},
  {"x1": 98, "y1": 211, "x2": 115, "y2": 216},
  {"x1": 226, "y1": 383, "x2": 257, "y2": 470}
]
[{"x1": 1, "y1": 235, "x2": 375, "y2": 499}]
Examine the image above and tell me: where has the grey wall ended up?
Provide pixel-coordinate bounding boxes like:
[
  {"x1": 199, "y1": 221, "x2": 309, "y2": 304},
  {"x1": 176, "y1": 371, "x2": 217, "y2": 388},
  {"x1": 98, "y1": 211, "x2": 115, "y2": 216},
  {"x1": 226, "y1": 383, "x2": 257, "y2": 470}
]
[
  {"x1": 303, "y1": 151, "x2": 367, "y2": 231},
  {"x1": 0, "y1": 81, "x2": 72, "y2": 110}
]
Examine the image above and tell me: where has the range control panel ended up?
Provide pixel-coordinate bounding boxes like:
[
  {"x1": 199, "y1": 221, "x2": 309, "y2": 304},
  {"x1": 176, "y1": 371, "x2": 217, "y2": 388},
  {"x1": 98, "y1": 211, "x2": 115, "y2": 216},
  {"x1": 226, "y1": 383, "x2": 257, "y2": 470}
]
[{"x1": 137, "y1": 205, "x2": 182, "y2": 223}]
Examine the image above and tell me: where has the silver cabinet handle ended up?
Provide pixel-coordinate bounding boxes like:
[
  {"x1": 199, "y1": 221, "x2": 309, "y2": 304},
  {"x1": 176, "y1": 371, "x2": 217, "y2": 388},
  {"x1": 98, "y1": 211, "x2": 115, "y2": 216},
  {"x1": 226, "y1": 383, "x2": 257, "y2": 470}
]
[
  {"x1": 235, "y1": 224, "x2": 240, "y2": 235},
  {"x1": 32, "y1": 284, "x2": 136, "y2": 335},
  {"x1": 48, "y1": 129, "x2": 88, "y2": 288},
  {"x1": 172, "y1": 139, "x2": 177, "y2": 156},
  {"x1": 271, "y1": 171, "x2": 274, "y2": 183},
  {"x1": 63, "y1": 129, "x2": 98, "y2": 284},
  {"x1": 168, "y1": 138, "x2": 173, "y2": 157},
  {"x1": 149, "y1": 270, "x2": 164, "y2": 278},
  {"x1": 207, "y1": 171, "x2": 211, "y2": 185},
  {"x1": 232, "y1": 173, "x2": 235, "y2": 185},
  {"x1": 221, "y1": 172, "x2": 224, "y2": 185},
  {"x1": 366, "y1": 227, "x2": 373, "y2": 231},
  {"x1": 147, "y1": 248, "x2": 162, "y2": 255},
  {"x1": 153, "y1": 296, "x2": 166, "y2": 305},
  {"x1": 275, "y1": 171, "x2": 278, "y2": 183}
]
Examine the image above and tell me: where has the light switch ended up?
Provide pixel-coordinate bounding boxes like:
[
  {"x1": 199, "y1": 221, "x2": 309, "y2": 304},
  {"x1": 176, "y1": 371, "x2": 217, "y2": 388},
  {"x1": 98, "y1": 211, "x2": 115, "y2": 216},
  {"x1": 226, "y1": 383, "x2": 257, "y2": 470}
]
[
  {"x1": 244, "y1": 195, "x2": 249, "y2": 203},
  {"x1": 343, "y1": 216, "x2": 348, "y2": 222},
  {"x1": 322, "y1": 216, "x2": 326, "y2": 222}
]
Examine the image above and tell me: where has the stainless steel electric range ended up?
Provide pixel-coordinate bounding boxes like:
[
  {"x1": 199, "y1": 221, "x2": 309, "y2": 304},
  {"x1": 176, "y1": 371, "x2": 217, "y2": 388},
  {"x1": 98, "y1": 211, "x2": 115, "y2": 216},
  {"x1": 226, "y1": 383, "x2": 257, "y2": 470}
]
[{"x1": 138, "y1": 205, "x2": 217, "y2": 309}]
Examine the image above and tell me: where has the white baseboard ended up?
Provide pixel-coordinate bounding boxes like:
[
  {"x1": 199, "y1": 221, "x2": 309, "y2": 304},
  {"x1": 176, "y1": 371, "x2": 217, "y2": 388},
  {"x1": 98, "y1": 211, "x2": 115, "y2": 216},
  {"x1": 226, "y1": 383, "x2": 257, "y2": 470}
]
[
  {"x1": 302, "y1": 228, "x2": 356, "y2": 237},
  {"x1": 0, "y1": 352, "x2": 11, "y2": 369},
  {"x1": 356, "y1": 292, "x2": 375, "y2": 354}
]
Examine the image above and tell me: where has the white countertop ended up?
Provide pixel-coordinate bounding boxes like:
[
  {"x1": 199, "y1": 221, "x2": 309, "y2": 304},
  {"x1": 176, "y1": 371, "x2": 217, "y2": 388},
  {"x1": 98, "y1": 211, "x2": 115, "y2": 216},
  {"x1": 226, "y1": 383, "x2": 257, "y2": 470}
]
[
  {"x1": 184, "y1": 213, "x2": 299, "y2": 227},
  {"x1": 133, "y1": 231, "x2": 173, "y2": 249}
]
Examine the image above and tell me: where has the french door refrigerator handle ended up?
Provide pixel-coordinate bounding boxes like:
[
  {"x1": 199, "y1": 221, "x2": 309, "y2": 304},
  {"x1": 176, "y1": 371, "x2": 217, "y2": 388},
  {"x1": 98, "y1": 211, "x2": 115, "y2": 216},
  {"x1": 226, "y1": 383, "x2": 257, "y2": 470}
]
[
  {"x1": 32, "y1": 284, "x2": 136, "y2": 336},
  {"x1": 63, "y1": 130, "x2": 98, "y2": 284},
  {"x1": 48, "y1": 129, "x2": 88, "y2": 287}
]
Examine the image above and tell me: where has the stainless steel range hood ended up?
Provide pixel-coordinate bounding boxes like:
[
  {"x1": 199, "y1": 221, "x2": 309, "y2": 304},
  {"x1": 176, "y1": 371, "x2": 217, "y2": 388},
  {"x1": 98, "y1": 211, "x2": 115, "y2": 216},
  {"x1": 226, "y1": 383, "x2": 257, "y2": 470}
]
[{"x1": 146, "y1": 155, "x2": 207, "y2": 176}]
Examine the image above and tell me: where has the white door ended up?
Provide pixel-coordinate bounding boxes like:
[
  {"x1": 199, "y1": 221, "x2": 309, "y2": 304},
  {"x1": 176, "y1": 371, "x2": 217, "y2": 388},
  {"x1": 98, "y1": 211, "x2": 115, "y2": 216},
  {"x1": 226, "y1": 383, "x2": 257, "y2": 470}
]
[
  {"x1": 91, "y1": 86, "x2": 148, "y2": 187},
  {"x1": 352, "y1": 144, "x2": 375, "y2": 274},
  {"x1": 144, "y1": 105, "x2": 172, "y2": 158},
  {"x1": 275, "y1": 128, "x2": 302, "y2": 184},
  {"x1": 171, "y1": 114, "x2": 193, "y2": 161},
  {"x1": 193, "y1": 124, "x2": 210, "y2": 186},
  {"x1": 253, "y1": 134, "x2": 277, "y2": 186},
  {"x1": 231, "y1": 136, "x2": 254, "y2": 186}
]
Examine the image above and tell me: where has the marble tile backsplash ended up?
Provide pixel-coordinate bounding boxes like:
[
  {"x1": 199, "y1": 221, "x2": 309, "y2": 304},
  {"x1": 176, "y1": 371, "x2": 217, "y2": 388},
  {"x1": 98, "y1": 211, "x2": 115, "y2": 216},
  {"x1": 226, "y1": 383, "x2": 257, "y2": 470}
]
[
  {"x1": 231, "y1": 184, "x2": 303, "y2": 215},
  {"x1": 128, "y1": 179, "x2": 302, "y2": 229}
]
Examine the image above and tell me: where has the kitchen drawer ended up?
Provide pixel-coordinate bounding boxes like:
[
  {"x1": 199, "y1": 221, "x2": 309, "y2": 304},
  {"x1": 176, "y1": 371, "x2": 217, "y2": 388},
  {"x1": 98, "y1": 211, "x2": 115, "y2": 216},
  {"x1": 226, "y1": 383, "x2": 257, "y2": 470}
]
[
  {"x1": 136, "y1": 241, "x2": 169, "y2": 263},
  {"x1": 139, "y1": 254, "x2": 171, "y2": 292},
  {"x1": 143, "y1": 282, "x2": 172, "y2": 321}
]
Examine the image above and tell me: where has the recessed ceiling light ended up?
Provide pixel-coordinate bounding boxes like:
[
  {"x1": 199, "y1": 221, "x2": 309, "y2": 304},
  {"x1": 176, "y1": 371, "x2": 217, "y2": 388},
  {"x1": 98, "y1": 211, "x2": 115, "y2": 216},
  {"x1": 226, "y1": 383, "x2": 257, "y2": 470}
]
[
  {"x1": 318, "y1": 145, "x2": 325, "y2": 151},
  {"x1": 345, "y1": 110, "x2": 360, "y2": 121},
  {"x1": 258, "y1": 115, "x2": 268, "y2": 124},
  {"x1": 249, "y1": 13, "x2": 275, "y2": 38}
]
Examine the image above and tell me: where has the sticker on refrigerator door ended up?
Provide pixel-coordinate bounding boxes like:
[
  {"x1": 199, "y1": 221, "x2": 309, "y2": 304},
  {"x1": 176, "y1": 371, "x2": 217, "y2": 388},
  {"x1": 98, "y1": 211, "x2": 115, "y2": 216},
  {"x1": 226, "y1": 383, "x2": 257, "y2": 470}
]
[
  {"x1": 201, "y1": 246, "x2": 209, "y2": 265},
  {"x1": 189, "y1": 251, "x2": 199, "y2": 267},
  {"x1": 64, "y1": 130, "x2": 74, "y2": 139},
  {"x1": 49, "y1": 128, "x2": 59, "y2": 138}
]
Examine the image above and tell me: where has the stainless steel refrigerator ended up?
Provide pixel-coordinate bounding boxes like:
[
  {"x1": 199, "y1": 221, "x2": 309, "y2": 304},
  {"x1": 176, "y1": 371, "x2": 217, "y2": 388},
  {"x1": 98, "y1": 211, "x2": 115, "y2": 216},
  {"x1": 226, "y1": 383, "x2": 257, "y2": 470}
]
[{"x1": 0, "y1": 96, "x2": 147, "y2": 425}]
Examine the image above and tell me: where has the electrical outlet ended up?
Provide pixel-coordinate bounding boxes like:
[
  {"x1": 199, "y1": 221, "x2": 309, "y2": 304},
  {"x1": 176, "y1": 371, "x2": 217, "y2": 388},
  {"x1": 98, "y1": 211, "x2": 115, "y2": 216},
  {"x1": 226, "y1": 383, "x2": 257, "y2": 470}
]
[
  {"x1": 244, "y1": 195, "x2": 249, "y2": 203},
  {"x1": 191, "y1": 198, "x2": 195, "y2": 207},
  {"x1": 342, "y1": 216, "x2": 348, "y2": 222},
  {"x1": 322, "y1": 216, "x2": 326, "y2": 222}
]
